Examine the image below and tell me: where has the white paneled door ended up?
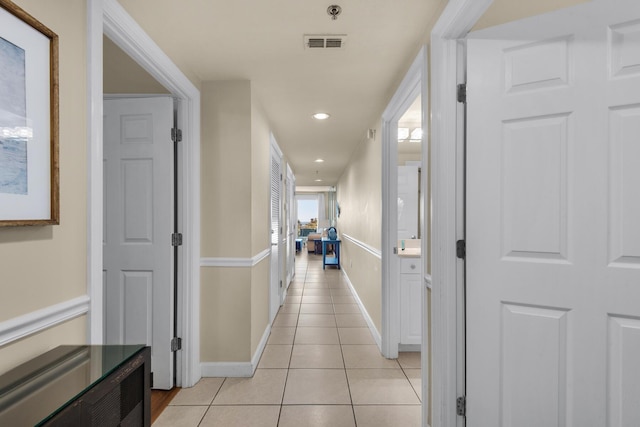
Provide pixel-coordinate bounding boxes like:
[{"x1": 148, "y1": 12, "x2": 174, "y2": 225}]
[
  {"x1": 104, "y1": 97, "x2": 174, "y2": 390},
  {"x1": 466, "y1": 1, "x2": 640, "y2": 425}
]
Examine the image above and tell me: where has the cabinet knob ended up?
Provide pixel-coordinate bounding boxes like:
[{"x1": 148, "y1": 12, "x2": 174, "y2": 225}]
[{"x1": 410, "y1": 264, "x2": 416, "y2": 270}]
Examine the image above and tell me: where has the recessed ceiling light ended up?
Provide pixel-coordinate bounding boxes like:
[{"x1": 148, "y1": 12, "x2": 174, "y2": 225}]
[
  {"x1": 315, "y1": 158, "x2": 324, "y2": 163},
  {"x1": 312, "y1": 113, "x2": 330, "y2": 120},
  {"x1": 315, "y1": 179, "x2": 323, "y2": 182}
]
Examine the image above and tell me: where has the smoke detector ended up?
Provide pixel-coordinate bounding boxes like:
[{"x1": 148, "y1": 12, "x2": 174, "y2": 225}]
[
  {"x1": 327, "y1": 5, "x2": 342, "y2": 20},
  {"x1": 304, "y1": 34, "x2": 347, "y2": 50}
]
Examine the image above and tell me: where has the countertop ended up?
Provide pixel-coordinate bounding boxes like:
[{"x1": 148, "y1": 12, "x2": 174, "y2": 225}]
[{"x1": 397, "y1": 247, "x2": 421, "y2": 258}]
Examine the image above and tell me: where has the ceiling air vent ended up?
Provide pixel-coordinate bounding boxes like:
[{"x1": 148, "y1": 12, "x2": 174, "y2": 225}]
[{"x1": 304, "y1": 34, "x2": 347, "y2": 50}]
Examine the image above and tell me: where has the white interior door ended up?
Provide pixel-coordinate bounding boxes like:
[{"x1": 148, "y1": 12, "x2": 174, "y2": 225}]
[
  {"x1": 270, "y1": 142, "x2": 282, "y2": 322},
  {"x1": 398, "y1": 165, "x2": 419, "y2": 240},
  {"x1": 466, "y1": 1, "x2": 640, "y2": 425},
  {"x1": 286, "y1": 165, "x2": 296, "y2": 287},
  {"x1": 104, "y1": 97, "x2": 174, "y2": 390}
]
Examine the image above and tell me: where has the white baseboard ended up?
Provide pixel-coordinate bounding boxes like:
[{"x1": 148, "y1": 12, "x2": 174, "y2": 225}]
[
  {"x1": 251, "y1": 324, "x2": 271, "y2": 369},
  {"x1": 0, "y1": 295, "x2": 90, "y2": 347},
  {"x1": 340, "y1": 270, "x2": 382, "y2": 350},
  {"x1": 399, "y1": 344, "x2": 421, "y2": 352},
  {"x1": 200, "y1": 324, "x2": 271, "y2": 378},
  {"x1": 200, "y1": 361, "x2": 254, "y2": 378}
]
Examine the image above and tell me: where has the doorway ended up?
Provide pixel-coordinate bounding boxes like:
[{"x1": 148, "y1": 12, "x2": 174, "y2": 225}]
[
  {"x1": 381, "y1": 46, "x2": 428, "y2": 360},
  {"x1": 430, "y1": 0, "x2": 640, "y2": 425},
  {"x1": 88, "y1": 0, "x2": 202, "y2": 388},
  {"x1": 270, "y1": 137, "x2": 284, "y2": 323}
]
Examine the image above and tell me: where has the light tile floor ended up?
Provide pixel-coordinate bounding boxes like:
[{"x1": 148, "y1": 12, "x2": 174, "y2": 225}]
[{"x1": 154, "y1": 252, "x2": 422, "y2": 427}]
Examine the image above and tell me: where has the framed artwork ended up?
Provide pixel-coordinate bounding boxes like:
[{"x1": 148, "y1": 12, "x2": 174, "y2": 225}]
[{"x1": 0, "y1": 0, "x2": 58, "y2": 226}]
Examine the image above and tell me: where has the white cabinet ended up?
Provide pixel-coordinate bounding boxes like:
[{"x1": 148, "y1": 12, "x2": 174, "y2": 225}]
[{"x1": 400, "y1": 257, "x2": 422, "y2": 345}]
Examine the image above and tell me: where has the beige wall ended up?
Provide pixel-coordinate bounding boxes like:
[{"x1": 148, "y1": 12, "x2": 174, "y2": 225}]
[
  {"x1": 201, "y1": 81, "x2": 253, "y2": 258},
  {"x1": 474, "y1": 0, "x2": 590, "y2": 30},
  {"x1": 250, "y1": 96, "x2": 271, "y2": 255},
  {"x1": 0, "y1": 0, "x2": 88, "y2": 374},
  {"x1": 336, "y1": 118, "x2": 383, "y2": 331},
  {"x1": 398, "y1": 142, "x2": 422, "y2": 166},
  {"x1": 0, "y1": 318, "x2": 86, "y2": 375},
  {"x1": 250, "y1": 258, "x2": 270, "y2": 355},
  {"x1": 103, "y1": 36, "x2": 169, "y2": 94},
  {"x1": 200, "y1": 80, "x2": 272, "y2": 363},
  {"x1": 200, "y1": 268, "x2": 251, "y2": 361}
]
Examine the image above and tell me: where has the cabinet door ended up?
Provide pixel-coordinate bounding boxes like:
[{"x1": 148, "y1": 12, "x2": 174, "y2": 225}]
[{"x1": 400, "y1": 273, "x2": 422, "y2": 345}]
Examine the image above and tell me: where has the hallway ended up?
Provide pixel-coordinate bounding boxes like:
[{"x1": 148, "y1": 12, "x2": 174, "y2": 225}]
[{"x1": 153, "y1": 250, "x2": 422, "y2": 426}]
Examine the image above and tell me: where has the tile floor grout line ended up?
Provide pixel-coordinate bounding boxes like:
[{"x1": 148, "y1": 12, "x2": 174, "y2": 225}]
[
  {"x1": 334, "y1": 301, "x2": 358, "y2": 426},
  {"x1": 275, "y1": 263, "x2": 305, "y2": 427},
  {"x1": 155, "y1": 252, "x2": 421, "y2": 426},
  {"x1": 399, "y1": 364, "x2": 422, "y2": 403},
  {"x1": 195, "y1": 405, "x2": 212, "y2": 427}
]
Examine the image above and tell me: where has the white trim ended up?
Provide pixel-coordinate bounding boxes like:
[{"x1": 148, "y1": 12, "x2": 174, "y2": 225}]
[
  {"x1": 0, "y1": 296, "x2": 90, "y2": 347},
  {"x1": 89, "y1": 0, "x2": 202, "y2": 388},
  {"x1": 295, "y1": 186, "x2": 335, "y2": 193},
  {"x1": 87, "y1": 0, "x2": 104, "y2": 346},
  {"x1": 430, "y1": 1, "x2": 493, "y2": 426},
  {"x1": 341, "y1": 233, "x2": 382, "y2": 259},
  {"x1": 201, "y1": 324, "x2": 271, "y2": 378},
  {"x1": 201, "y1": 361, "x2": 254, "y2": 378},
  {"x1": 381, "y1": 47, "x2": 426, "y2": 361},
  {"x1": 200, "y1": 249, "x2": 271, "y2": 268},
  {"x1": 340, "y1": 270, "x2": 382, "y2": 349}
]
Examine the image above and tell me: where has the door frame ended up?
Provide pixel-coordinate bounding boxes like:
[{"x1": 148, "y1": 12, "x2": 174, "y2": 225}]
[
  {"x1": 381, "y1": 46, "x2": 426, "y2": 360},
  {"x1": 430, "y1": 0, "x2": 493, "y2": 425},
  {"x1": 87, "y1": 0, "x2": 202, "y2": 387},
  {"x1": 270, "y1": 135, "x2": 284, "y2": 322}
]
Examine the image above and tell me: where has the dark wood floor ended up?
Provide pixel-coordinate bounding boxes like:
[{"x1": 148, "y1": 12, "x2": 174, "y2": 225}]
[{"x1": 151, "y1": 388, "x2": 180, "y2": 424}]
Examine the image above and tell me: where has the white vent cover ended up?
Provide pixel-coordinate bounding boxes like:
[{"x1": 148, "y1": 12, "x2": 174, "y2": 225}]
[{"x1": 304, "y1": 34, "x2": 347, "y2": 50}]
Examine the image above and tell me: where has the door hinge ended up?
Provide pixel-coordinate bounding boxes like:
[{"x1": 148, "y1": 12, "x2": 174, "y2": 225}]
[
  {"x1": 171, "y1": 337, "x2": 182, "y2": 352},
  {"x1": 456, "y1": 239, "x2": 466, "y2": 259},
  {"x1": 150, "y1": 372, "x2": 154, "y2": 388},
  {"x1": 172, "y1": 233, "x2": 183, "y2": 247},
  {"x1": 457, "y1": 83, "x2": 467, "y2": 104},
  {"x1": 457, "y1": 396, "x2": 466, "y2": 416},
  {"x1": 171, "y1": 127, "x2": 183, "y2": 143}
]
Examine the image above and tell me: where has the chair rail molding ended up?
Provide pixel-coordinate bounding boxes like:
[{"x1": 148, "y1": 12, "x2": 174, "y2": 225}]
[
  {"x1": 0, "y1": 296, "x2": 90, "y2": 347},
  {"x1": 341, "y1": 233, "x2": 382, "y2": 259},
  {"x1": 200, "y1": 248, "x2": 271, "y2": 268}
]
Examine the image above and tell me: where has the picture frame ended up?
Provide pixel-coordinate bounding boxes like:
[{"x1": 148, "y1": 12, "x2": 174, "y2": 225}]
[{"x1": 0, "y1": 0, "x2": 58, "y2": 226}]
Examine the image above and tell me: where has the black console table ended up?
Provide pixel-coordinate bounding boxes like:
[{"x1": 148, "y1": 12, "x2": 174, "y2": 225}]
[{"x1": 0, "y1": 345, "x2": 151, "y2": 426}]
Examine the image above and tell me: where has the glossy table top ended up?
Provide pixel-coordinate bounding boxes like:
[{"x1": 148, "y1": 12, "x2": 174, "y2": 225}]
[{"x1": 0, "y1": 345, "x2": 145, "y2": 426}]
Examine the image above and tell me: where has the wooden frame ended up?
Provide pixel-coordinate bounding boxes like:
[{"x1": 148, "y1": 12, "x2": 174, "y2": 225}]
[{"x1": 0, "y1": 0, "x2": 58, "y2": 226}]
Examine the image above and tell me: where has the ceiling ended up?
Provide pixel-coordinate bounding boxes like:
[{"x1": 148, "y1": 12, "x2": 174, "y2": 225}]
[{"x1": 110, "y1": 0, "x2": 447, "y2": 186}]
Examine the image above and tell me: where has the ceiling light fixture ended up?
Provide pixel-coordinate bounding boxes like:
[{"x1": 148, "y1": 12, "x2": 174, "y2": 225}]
[
  {"x1": 327, "y1": 5, "x2": 342, "y2": 20},
  {"x1": 313, "y1": 112, "x2": 330, "y2": 120},
  {"x1": 315, "y1": 158, "x2": 324, "y2": 163},
  {"x1": 315, "y1": 179, "x2": 323, "y2": 182}
]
